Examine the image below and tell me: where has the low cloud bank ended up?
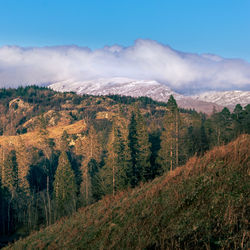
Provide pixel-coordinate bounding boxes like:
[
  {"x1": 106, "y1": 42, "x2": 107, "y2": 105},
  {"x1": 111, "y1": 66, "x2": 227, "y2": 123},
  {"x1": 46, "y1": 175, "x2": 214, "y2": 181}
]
[{"x1": 0, "y1": 39, "x2": 249, "y2": 93}]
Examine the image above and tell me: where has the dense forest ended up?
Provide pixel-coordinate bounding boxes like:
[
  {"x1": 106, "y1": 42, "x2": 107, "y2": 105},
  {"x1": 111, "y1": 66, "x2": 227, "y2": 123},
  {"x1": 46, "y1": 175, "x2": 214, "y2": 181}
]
[{"x1": 0, "y1": 86, "x2": 249, "y2": 247}]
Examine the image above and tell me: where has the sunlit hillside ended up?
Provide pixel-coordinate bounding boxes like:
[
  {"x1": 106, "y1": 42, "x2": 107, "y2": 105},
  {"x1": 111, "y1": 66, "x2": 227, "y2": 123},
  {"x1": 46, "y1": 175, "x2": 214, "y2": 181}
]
[{"x1": 6, "y1": 134, "x2": 249, "y2": 250}]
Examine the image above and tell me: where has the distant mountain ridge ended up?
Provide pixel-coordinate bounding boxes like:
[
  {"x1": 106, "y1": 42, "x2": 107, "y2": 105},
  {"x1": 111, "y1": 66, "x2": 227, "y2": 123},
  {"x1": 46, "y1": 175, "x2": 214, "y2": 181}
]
[
  {"x1": 49, "y1": 77, "x2": 250, "y2": 113},
  {"x1": 192, "y1": 90, "x2": 250, "y2": 109}
]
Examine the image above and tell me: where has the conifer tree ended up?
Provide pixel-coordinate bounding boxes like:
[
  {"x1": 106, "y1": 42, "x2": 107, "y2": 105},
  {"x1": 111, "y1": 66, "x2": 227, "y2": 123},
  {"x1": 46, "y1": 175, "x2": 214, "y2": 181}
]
[
  {"x1": 60, "y1": 130, "x2": 70, "y2": 152},
  {"x1": 128, "y1": 107, "x2": 151, "y2": 187},
  {"x1": 87, "y1": 158, "x2": 102, "y2": 201},
  {"x1": 100, "y1": 117, "x2": 131, "y2": 195},
  {"x1": 16, "y1": 136, "x2": 31, "y2": 194},
  {"x1": 232, "y1": 104, "x2": 244, "y2": 137},
  {"x1": 53, "y1": 151, "x2": 77, "y2": 217},
  {"x1": 209, "y1": 107, "x2": 233, "y2": 146},
  {"x1": 156, "y1": 95, "x2": 180, "y2": 173},
  {"x1": 218, "y1": 107, "x2": 233, "y2": 144},
  {"x1": 0, "y1": 177, "x2": 8, "y2": 235},
  {"x1": 37, "y1": 114, "x2": 54, "y2": 162},
  {"x1": 199, "y1": 123, "x2": 209, "y2": 155},
  {"x1": 2, "y1": 150, "x2": 18, "y2": 196},
  {"x1": 242, "y1": 104, "x2": 250, "y2": 134},
  {"x1": 75, "y1": 125, "x2": 101, "y2": 204},
  {"x1": 184, "y1": 125, "x2": 199, "y2": 158}
]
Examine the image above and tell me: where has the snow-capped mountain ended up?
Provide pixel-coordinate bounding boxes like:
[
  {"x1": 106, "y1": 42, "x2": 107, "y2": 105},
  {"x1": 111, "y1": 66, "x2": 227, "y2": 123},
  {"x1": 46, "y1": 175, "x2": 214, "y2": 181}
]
[
  {"x1": 50, "y1": 77, "x2": 180, "y2": 99},
  {"x1": 192, "y1": 91, "x2": 250, "y2": 110},
  {"x1": 50, "y1": 78, "x2": 250, "y2": 113},
  {"x1": 50, "y1": 77, "x2": 223, "y2": 113}
]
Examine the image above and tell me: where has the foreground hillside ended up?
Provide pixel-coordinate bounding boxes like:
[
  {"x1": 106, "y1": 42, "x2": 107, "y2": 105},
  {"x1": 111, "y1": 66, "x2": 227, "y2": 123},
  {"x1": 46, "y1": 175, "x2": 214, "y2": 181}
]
[{"x1": 6, "y1": 135, "x2": 250, "y2": 250}]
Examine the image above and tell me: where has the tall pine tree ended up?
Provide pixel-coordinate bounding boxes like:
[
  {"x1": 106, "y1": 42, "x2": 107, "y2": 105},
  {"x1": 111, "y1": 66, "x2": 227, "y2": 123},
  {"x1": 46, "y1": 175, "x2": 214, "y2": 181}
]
[
  {"x1": 157, "y1": 95, "x2": 180, "y2": 173},
  {"x1": 242, "y1": 104, "x2": 250, "y2": 134},
  {"x1": 16, "y1": 136, "x2": 32, "y2": 194},
  {"x1": 100, "y1": 117, "x2": 131, "y2": 196},
  {"x1": 53, "y1": 151, "x2": 77, "y2": 217},
  {"x1": 232, "y1": 104, "x2": 244, "y2": 137},
  {"x1": 128, "y1": 107, "x2": 151, "y2": 187},
  {"x1": 2, "y1": 150, "x2": 18, "y2": 197}
]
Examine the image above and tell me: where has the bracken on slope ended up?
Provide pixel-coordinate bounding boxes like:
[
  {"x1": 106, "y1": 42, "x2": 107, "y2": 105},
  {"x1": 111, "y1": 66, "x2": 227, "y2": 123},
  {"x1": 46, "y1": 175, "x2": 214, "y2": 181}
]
[{"x1": 5, "y1": 134, "x2": 250, "y2": 250}]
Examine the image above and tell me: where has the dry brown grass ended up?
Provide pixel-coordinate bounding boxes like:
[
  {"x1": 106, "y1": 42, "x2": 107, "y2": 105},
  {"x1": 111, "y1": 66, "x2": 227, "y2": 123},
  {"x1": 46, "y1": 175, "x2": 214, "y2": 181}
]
[
  {"x1": 5, "y1": 134, "x2": 250, "y2": 250},
  {"x1": 0, "y1": 119, "x2": 86, "y2": 150}
]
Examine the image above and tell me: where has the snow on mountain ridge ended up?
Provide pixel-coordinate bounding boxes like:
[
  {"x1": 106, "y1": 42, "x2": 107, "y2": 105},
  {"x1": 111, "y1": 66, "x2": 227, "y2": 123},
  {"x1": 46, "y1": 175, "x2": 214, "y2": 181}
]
[
  {"x1": 192, "y1": 90, "x2": 250, "y2": 108},
  {"x1": 50, "y1": 77, "x2": 176, "y2": 96},
  {"x1": 49, "y1": 77, "x2": 223, "y2": 114},
  {"x1": 49, "y1": 78, "x2": 250, "y2": 113}
]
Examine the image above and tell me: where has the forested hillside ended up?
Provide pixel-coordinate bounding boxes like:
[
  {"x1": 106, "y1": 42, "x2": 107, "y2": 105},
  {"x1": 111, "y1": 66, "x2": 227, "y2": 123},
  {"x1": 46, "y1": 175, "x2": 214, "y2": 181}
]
[
  {"x1": 0, "y1": 86, "x2": 249, "y2": 247},
  {"x1": 5, "y1": 134, "x2": 250, "y2": 249}
]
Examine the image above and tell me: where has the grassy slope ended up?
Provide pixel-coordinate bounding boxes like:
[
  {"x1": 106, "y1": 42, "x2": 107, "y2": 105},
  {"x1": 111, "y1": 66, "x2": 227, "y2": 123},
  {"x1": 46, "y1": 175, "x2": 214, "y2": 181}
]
[
  {"x1": 0, "y1": 119, "x2": 86, "y2": 150},
  {"x1": 6, "y1": 135, "x2": 250, "y2": 250}
]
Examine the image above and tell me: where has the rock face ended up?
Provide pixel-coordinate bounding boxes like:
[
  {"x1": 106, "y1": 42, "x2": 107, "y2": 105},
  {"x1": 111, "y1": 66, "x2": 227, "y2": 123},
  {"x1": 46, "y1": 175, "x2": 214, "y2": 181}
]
[
  {"x1": 9, "y1": 98, "x2": 32, "y2": 112},
  {"x1": 49, "y1": 77, "x2": 250, "y2": 113}
]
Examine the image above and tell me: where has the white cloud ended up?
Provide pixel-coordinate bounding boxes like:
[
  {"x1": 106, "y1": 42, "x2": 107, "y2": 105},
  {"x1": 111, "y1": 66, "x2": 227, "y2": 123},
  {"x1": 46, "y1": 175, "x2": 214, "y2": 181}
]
[{"x1": 0, "y1": 39, "x2": 250, "y2": 93}]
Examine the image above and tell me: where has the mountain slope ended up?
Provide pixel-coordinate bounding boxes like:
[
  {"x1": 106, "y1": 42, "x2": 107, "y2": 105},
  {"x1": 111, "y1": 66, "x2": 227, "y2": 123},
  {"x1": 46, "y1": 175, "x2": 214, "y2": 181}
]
[
  {"x1": 6, "y1": 134, "x2": 250, "y2": 250},
  {"x1": 192, "y1": 90, "x2": 250, "y2": 109},
  {"x1": 50, "y1": 78, "x2": 223, "y2": 113},
  {"x1": 49, "y1": 78, "x2": 179, "y2": 98}
]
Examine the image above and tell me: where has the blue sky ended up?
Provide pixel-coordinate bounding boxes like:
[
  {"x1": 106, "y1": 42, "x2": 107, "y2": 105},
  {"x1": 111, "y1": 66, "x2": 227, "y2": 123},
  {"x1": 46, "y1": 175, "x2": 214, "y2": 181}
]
[{"x1": 0, "y1": 0, "x2": 249, "y2": 61}]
